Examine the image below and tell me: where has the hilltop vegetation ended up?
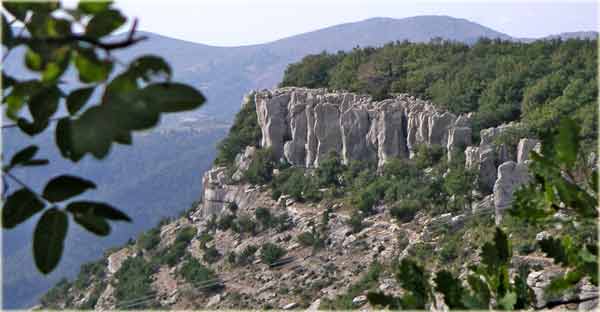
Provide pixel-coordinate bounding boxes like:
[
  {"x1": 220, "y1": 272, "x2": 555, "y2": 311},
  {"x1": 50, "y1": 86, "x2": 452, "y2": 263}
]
[{"x1": 281, "y1": 38, "x2": 597, "y2": 144}]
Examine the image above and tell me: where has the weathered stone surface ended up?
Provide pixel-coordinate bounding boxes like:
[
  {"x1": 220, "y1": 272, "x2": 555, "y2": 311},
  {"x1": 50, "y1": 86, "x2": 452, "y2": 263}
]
[
  {"x1": 232, "y1": 146, "x2": 257, "y2": 181},
  {"x1": 447, "y1": 126, "x2": 472, "y2": 162},
  {"x1": 493, "y1": 161, "x2": 531, "y2": 223},
  {"x1": 253, "y1": 88, "x2": 469, "y2": 168},
  {"x1": 517, "y1": 138, "x2": 541, "y2": 164},
  {"x1": 464, "y1": 146, "x2": 480, "y2": 170},
  {"x1": 107, "y1": 247, "x2": 134, "y2": 275}
]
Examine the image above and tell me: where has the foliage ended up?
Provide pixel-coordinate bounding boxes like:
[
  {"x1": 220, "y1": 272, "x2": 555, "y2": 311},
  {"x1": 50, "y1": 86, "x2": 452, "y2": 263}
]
[
  {"x1": 203, "y1": 246, "x2": 221, "y2": 264},
  {"x1": 367, "y1": 228, "x2": 534, "y2": 310},
  {"x1": 214, "y1": 94, "x2": 261, "y2": 166},
  {"x1": 114, "y1": 256, "x2": 157, "y2": 308},
  {"x1": 236, "y1": 244, "x2": 258, "y2": 266},
  {"x1": 347, "y1": 210, "x2": 364, "y2": 234},
  {"x1": 137, "y1": 227, "x2": 161, "y2": 251},
  {"x1": 217, "y1": 213, "x2": 236, "y2": 231},
  {"x1": 260, "y1": 242, "x2": 286, "y2": 265},
  {"x1": 73, "y1": 259, "x2": 106, "y2": 289},
  {"x1": 178, "y1": 256, "x2": 218, "y2": 288},
  {"x1": 320, "y1": 261, "x2": 382, "y2": 309},
  {"x1": 243, "y1": 148, "x2": 275, "y2": 184},
  {"x1": 231, "y1": 213, "x2": 257, "y2": 236},
  {"x1": 414, "y1": 144, "x2": 445, "y2": 169},
  {"x1": 1, "y1": 1, "x2": 206, "y2": 274},
  {"x1": 510, "y1": 117, "x2": 598, "y2": 293},
  {"x1": 40, "y1": 278, "x2": 71, "y2": 308},
  {"x1": 390, "y1": 199, "x2": 420, "y2": 223},
  {"x1": 280, "y1": 38, "x2": 597, "y2": 142}
]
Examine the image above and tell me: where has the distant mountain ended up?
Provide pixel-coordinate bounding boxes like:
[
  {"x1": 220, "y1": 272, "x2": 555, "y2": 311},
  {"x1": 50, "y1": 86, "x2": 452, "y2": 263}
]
[
  {"x1": 110, "y1": 15, "x2": 514, "y2": 120},
  {"x1": 3, "y1": 14, "x2": 595, "y2": 308}
]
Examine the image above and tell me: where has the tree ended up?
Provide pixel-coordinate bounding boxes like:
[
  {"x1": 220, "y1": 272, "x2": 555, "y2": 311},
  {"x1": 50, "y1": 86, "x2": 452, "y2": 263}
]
[{"x1": 1, "y1": 1, "x2": 206, "y2": 274}]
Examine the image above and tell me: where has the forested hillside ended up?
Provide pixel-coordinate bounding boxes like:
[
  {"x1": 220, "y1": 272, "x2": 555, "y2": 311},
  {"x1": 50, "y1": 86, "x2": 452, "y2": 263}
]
[{"x1": 280, "y1": 38, "x2": 597, "y2": 145}]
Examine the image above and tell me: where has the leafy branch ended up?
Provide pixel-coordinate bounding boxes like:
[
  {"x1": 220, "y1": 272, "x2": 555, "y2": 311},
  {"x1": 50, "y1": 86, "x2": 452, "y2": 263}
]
[{"x1": 1, "y1": 1, "x2": 207, "y2": 274}]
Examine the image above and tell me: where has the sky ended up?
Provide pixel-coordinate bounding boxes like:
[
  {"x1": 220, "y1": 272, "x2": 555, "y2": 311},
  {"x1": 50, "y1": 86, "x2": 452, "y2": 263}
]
[{"x1": 60, "y1": 0, "x2": 600, "y2": 46}]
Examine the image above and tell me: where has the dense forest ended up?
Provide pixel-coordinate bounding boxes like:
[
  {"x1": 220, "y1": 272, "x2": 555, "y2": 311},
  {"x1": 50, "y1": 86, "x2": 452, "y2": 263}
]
[{"x1": 280, "y1": 38, "x2": 597, "y2": 146}]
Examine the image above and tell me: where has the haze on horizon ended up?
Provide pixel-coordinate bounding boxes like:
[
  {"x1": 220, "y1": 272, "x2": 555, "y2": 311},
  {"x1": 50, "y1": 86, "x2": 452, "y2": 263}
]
[{"x1": 103, "y1": 0, "x2": 597, "y2": 46}]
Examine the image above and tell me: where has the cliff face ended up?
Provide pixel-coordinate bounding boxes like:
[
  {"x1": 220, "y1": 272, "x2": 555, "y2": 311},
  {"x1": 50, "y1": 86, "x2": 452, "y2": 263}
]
[
  {"x1": 202, "y1": 88, "x2": 535, "y2": 222},
  {"x1": 254, "y1": 87, "x2": 467, "y2": 168}
]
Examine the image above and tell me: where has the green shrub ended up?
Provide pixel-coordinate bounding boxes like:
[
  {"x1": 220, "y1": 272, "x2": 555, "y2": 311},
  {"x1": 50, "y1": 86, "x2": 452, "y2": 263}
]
[
  {"x1": 175, "y1": 226, "x2": 197, "y2": 244},
  {"x1": 297, "y1": 232, "x2": 317, "y2": 247},
  {"x1": 138, "y1": 227, "x2": 161, "y2": 251},
  {"x1": 226, "y1": 251, "x2": 237, "y2": 264},
  {"x1": 217, "y1": 214, "x2": 236, "y2": 231},
  {"x1": 214, "y1": 95, "x2": 261, "y2": 166},
  {"x1": 203, "y1": 246, "x2": 221, "y2": 264},
  {"x1": 179, "y1": 256, "x2": 219, "y2": 289},
  {"x1": 390, "y1": 200, "x2": 420, "y2": 223},
  {"x1": 232, "y1": 214, "x2": 257, "y2": 235},
  {"x1": 414, "y1": 144, "x2": 445, "y2": 169},
  {"x1": 255, "y1": 207, "x2": 273, "y2": 228},
  {"x1": 237, "y1": 245, "x2": 258, "y2": 265},
  {"x1": 41, "y1": 278, "x2": 71, "y2": 308},
  {"x1": 244, "y1": 148, "x2": 275, "y2": 184},
  {"x1": 79, "y1": 281, "x2": 106, "y2": 309},
  {"x1": 198, "y1": 231, "x2": 214, "y2": 249},
  {"x1": 227, "y1": 202, "x2": 239, "y2": 214},
  {"x1": 315, "y1": 151, "x2": 344, "y2": 187},
  {"x1": 348, "y1": 211, "x2": 364, "y2": 234},
  {"x1": 320, "y1": 261, "x2": 382, "y2": 309},
  {"x1": 73, "y1": 259, "x2": 106, "y2": 289},
  {"x1": 114, "y1": 257, "x2": 157, "y2": 308},
  {"x1": 260, "y1": 242, "x2": 286, "y2": 265}
]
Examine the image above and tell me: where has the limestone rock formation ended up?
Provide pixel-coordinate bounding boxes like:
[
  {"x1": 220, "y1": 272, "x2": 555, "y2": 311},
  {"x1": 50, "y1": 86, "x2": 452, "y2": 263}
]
[
  {"x1": 232, "y1": 146, "x2": 257, "y2": 182},
  {"x1": 517, "y1": 138, "x2": 541, "y2": 164},
  {"x1": 253, "y1": 87, "x2": 469, "y2": 168},
  {"x1": 493, "y1": 161, "x2": 531, "y2": 223}
]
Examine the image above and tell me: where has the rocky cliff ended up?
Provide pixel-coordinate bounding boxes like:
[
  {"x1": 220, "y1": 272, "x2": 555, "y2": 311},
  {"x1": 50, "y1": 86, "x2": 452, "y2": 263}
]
[
  {"x1": 202, "y1": 88, "x2": 537, "y2": 223},
  {"x1": 40, "y1": 89, "x2": 596, "y2": 311}
]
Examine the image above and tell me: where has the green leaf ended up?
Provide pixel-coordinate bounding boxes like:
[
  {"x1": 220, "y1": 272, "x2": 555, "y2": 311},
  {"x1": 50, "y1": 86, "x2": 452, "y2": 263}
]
[
  {"x1": 66, "y1": 87, "x2": 94, "y2": 115},
  {"x1": 9, "y1": 145, "x2": 38, "y2": 169},
  {"x1": 73, "y1": 213, "x2": 110, "y2": 236},
  {"x1": 66, "y1": 201, "x2": 131, "y2": 222},
  {"x1": 74, "y1": 49, "x2": 113, "y2": 83},
  {"x1": 42, "y1": 175, "x2": 96, "y2": 202},
  {"x1": 2, "y1": 188, "x2": 45, "y2": 229},
  {"x1": 497, "y1": 291, "x2": 517, "y2": 310},
  {"x1": 130, "y1": 55, "x2": 172, "y2": 81},
  {"x1": 17, "y1": 117, "x2": 49, "y2": 136},
  {"x1": 69, "y1": 106, "x2": 117, "y2": 159},
  {"x1": 78, "y1": 1, "x2": 112, "y2": 14},
  {"x1": 85, "y1": 9, "x2": 125, "y2": 38},
  {"x1": 28, "y1": 86, "x2": 61, "y2": 123},
  {"x1": 33, "y1": 208, "x2": 68, "y2": 274},
  {"x1": 25, "y1": 49, "x2": 43, "y2": 71},
  {"x1": 55, "y1": 117, "x2": 74, "y2": 159},
  {"x1": 590, "y1": 171, "x2": 598, "y2": 194},
  {"x1": 555, "y1": 118, "x2": 579, "y2": 167},
  {"x1": 141, "y1": 82, "x2": 206, "y2": 113},
  {"x1": 434, "y1": 270, "x2": 466, "y2": 309}
]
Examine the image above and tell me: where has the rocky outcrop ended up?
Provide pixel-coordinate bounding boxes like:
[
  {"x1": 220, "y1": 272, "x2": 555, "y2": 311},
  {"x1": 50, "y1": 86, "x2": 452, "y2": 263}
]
[
  {"x1": 254, "y1": 88, "x2": 469, "y2": 168},
  {"x1": 196, "y1": 166, "x2": 262, "y2": 218},
  {"x1": 517, "y1": 138, "x2": 541, "y2": 164},
  {"x1": 493, "y1": 161, "x2": 531, "y2": 223},
  {"x1": 232, "y1": 146, "x2": 257, "y2": 182},
  {"x1": 107, "y1": 247, "x2": 134, "y2": 275}
]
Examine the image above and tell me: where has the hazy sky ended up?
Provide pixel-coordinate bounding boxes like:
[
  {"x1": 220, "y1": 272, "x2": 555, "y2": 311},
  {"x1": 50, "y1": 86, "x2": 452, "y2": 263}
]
[{"x1": 72, "y1": 0, "x2": 597, "y2": 46}]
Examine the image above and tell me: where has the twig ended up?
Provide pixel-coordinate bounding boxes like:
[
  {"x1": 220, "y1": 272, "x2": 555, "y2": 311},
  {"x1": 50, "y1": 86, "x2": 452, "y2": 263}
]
[{"x1": 4, "y1": 171, "x2": 48, "y2": 204}]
